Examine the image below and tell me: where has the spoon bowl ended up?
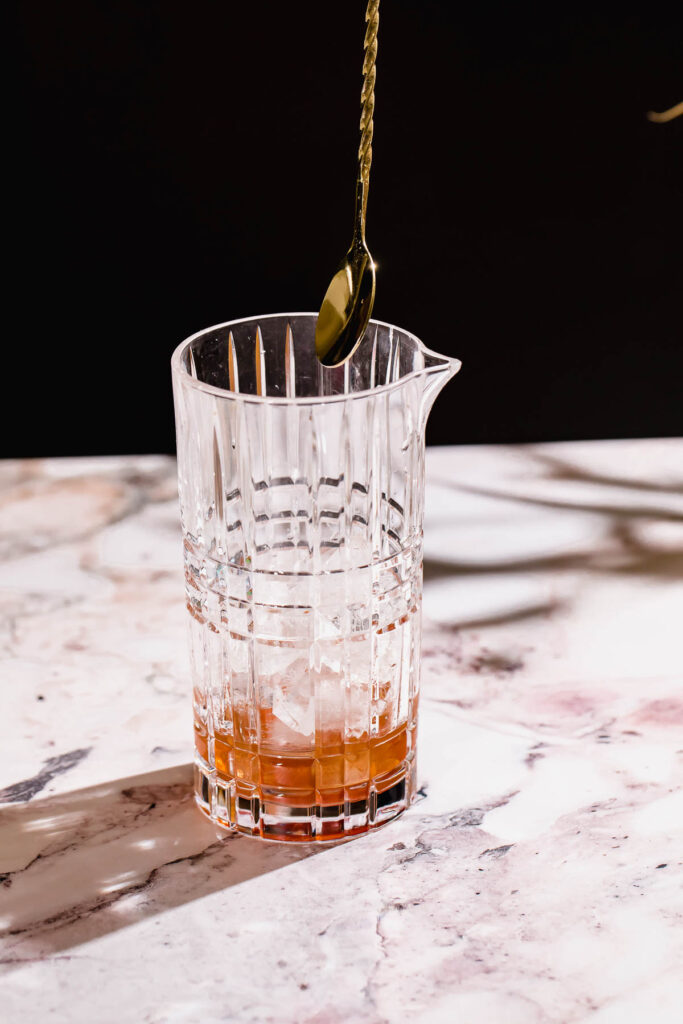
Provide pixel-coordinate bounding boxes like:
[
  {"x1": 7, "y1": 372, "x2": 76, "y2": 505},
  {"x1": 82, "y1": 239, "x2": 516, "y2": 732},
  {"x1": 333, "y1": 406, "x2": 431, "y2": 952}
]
[{"x1": 315, "y1": 238, "x2": 376, "y2": 367}]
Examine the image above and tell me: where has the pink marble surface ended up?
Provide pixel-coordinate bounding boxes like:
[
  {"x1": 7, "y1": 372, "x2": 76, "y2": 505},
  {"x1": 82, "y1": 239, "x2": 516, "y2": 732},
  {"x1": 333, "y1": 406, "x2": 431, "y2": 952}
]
[{"x1": 1, "y1": 441, "x2": 682, "y2": 1023}]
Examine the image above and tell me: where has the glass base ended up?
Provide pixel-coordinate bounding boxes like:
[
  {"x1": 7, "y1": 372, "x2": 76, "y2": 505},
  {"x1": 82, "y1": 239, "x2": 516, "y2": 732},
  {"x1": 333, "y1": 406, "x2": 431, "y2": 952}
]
[{"x1": 193, "y1": 758, "x2": 415, "y2": 842}]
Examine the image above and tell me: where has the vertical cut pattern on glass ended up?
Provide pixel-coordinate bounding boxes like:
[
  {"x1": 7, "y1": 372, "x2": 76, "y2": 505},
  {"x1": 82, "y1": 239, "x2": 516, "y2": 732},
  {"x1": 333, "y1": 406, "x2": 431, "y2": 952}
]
[{"x1": 172, "y1": 314, "x2": 457, "y2": 841}]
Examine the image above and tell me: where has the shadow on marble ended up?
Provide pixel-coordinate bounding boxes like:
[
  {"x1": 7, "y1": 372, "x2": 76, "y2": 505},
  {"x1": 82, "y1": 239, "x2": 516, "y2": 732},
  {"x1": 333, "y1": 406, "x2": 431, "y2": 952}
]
[
  {"x1": 0, "y1": 763, "x2": 325, "y2": 963},
  {"x1": 531, "y1": 450, "x2": 683, "y2": 497},
  {"x1": 425, "y1": 455, "x2": 683, "y2": 616},
  {"x1": 420, "y1": 593, "x2": 566, "y2": 632}
]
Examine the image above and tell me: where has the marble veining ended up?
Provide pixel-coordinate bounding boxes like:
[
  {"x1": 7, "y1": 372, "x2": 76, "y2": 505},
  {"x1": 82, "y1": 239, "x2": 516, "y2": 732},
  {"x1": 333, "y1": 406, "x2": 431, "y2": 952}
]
[{"x1": 1, "y1": 441, "x2": 682, "y2": 1023}]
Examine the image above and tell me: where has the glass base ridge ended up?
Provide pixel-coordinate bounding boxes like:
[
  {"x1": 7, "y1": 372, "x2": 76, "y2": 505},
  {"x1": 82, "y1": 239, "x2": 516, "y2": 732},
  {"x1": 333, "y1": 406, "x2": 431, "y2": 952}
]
[{"x1": 193, "y1": 757, "x2": 416, "y2": 842}]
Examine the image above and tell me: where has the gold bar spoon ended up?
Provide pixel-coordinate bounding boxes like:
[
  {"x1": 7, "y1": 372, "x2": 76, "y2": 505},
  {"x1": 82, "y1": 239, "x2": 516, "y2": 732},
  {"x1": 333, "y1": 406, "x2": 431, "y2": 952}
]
[{"x1": 315, "y1": 0, "x2": 379, "y2": 367}]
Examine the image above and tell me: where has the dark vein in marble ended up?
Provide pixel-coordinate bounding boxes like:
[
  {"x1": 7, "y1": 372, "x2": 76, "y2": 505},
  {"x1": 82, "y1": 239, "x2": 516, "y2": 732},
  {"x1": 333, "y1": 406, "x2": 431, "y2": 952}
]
[
  {"x1": 0, "y1": 852, "x2": 44, "y2": 889},
  {"x1": 0, "y1": 955, "x2": 81, "y2": 966},
  {"x1": 480, "y1": 844, "x2": 514, "y2": 858},
  {"x1": 447, "y1": 790, "x2": 518, "y2": 829},
  {"x1": 0, "y1": 748, "x2": 91, "y2": 804}
]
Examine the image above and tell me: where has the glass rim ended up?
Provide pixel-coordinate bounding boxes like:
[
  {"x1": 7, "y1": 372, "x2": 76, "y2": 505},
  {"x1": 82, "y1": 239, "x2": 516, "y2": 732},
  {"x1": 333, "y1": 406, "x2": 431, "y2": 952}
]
[{"x1": 171, "y1": 311, "x2": 461, "y2": 406}]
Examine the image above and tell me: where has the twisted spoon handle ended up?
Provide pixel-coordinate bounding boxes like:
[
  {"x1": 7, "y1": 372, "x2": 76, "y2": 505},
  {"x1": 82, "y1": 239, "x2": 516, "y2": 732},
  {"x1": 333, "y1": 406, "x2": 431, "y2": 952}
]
[{"x1": 358, "y1": 0, "x2": 379, "y2": 229}]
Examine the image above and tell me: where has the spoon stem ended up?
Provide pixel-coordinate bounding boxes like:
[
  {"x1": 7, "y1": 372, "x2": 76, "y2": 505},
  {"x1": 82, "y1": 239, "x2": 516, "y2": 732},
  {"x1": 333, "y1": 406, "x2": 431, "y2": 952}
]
[
  {"x1": 314, "y1": 0, "x2": 380, "y2": 367},
  {"x1": 357, "y1": 0, "x2": 379, "y2": 236},
  {"x1": 352, "y1": 178, "x2": 369, "y2": 246}
]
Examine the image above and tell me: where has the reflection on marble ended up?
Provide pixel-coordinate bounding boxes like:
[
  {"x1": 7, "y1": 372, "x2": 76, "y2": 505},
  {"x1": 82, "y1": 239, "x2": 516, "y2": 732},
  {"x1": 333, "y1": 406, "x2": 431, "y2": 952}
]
[{"x1": 1, "y1": 442, "x2": 682, "y2": 1023}]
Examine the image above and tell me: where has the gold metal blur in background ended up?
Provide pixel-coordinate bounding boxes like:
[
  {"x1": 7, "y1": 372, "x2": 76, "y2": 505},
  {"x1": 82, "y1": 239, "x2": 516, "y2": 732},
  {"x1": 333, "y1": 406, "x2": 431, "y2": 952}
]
[{"x1": 647, "y1": 100, "x2": 683, "y2": 123}]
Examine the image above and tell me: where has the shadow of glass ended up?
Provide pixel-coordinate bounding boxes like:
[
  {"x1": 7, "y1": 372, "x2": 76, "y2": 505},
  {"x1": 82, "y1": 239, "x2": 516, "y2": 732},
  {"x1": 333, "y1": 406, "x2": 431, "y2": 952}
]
[{"x1": 0, "y1": 763, "x2": 326, "y2": 963}]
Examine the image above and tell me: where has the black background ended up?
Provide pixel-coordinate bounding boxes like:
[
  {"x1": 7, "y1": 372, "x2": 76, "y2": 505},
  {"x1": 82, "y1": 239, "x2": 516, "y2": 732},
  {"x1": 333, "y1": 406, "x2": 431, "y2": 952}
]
[{"x1": 9, "y1": 1, "x2": 682, "y2": 456}]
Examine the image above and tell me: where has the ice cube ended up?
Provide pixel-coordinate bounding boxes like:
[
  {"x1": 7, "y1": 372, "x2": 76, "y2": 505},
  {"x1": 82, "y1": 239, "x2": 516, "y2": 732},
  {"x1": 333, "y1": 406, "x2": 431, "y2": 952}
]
[{"x1": 272, "y1": 683, "x2": 315, "y2": 737}]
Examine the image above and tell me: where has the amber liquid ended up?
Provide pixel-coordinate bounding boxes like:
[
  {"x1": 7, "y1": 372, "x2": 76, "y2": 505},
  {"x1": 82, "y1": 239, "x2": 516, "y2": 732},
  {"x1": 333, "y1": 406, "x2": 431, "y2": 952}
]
[{"x1": 195, "y1": 700, "x2": 413, "y2": 835}]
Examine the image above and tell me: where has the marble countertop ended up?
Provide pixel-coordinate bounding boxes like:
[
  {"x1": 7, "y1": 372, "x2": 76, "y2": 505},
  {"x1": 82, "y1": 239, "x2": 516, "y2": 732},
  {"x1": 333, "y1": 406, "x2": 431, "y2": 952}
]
[{"x1": 1, "y1": 440, "x2": 682, "y2": 1023}]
